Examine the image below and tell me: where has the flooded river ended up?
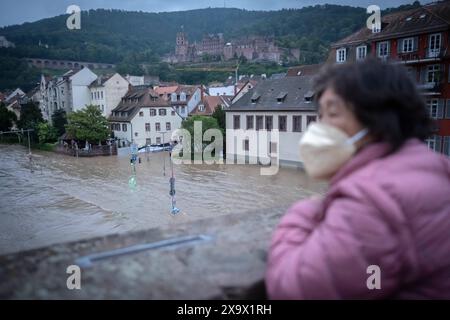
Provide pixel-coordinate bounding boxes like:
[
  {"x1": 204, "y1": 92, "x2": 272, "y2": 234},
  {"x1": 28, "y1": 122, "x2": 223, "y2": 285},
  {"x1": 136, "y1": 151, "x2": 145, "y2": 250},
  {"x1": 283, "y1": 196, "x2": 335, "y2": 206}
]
[{"x1": 0, "y1": 144, "x2": 326, "y2": 255}]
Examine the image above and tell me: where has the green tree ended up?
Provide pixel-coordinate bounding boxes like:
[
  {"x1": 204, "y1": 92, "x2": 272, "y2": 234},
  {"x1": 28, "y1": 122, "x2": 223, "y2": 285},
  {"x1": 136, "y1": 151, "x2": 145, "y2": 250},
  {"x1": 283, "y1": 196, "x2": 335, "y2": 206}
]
[
  {"x1": 17, "y1": 102, "x2": 43, "y2": 141},
  {"x1": 181, "y1": 115, "x2": 222, "y2": 159},
  {"x1": 37, "y1": 122, "x2": 57, "y2": 143},
  {"x1": 65, "y1": 105, "x2": 111, "y2": 144},
  {"x1": 51, "y1": 109, "x2": 67, "y2": 137},
  {"x1": 0, "y1": 102, "x2": 17, "y2": 131},
  {"x1": 211, "y1": 106, "x2": 226, "y2": 131}
]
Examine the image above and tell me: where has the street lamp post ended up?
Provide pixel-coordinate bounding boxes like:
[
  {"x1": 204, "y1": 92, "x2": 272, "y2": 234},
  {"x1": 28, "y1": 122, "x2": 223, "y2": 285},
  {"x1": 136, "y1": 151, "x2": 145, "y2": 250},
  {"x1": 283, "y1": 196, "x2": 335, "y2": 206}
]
[{"x1": 160, "y1": 131, "x2": 167, "y2": 176}]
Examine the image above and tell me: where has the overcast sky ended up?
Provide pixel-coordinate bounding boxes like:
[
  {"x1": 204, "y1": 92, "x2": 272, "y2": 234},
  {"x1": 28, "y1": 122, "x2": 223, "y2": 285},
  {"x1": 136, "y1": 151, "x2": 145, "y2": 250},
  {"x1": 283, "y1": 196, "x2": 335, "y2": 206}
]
[{"x1": 0, "y1": 0, "x2": 434, "y2": 27}]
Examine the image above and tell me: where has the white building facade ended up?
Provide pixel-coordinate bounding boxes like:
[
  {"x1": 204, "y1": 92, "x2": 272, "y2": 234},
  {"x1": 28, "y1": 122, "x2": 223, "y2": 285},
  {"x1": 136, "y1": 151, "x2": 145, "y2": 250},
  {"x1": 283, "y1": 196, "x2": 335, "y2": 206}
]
[
  {"x1": 70, "y1": 67, "x2": 98, "y2": 111},
  {"x1": 89, "y1": 73, "x2": 129, "y2": 118},
  {"x1": 225, "y1": 76, "x2": 318, "y2": 168},
  {"x1": 208, "y1": 85, "x2": 235, "y2": 96},
  {"x1": 109, "y1": 88, "x2": 183, "y2": 148}
]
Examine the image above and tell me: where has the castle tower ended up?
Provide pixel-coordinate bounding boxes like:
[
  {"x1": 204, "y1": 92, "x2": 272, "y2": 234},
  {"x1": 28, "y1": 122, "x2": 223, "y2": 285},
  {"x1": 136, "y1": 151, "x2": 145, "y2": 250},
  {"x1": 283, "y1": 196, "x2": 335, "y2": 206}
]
[{"x1": 175, "y1": 26, "x2": 188, "y2": 57}]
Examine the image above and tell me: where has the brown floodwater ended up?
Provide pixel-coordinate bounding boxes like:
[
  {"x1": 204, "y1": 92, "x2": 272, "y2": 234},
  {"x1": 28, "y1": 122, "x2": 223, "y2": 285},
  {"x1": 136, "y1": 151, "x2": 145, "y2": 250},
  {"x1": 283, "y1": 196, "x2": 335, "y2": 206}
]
[{"x1": 0, "y1": 144, "x2": 326, "y2": 255}]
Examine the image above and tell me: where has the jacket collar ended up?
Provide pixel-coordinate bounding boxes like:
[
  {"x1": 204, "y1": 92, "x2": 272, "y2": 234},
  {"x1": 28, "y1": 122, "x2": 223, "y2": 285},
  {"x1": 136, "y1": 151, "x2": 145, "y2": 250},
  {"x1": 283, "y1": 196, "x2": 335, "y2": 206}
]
[{"x1": 329, "y1": 140, "x2": 393, "y2": 187}]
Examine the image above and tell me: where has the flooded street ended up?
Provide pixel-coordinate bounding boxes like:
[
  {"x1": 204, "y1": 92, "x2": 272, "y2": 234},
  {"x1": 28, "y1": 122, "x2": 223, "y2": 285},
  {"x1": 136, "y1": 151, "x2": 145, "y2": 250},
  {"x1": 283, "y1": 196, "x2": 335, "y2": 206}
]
[{"x1": 0, "y1": 144, "x2": 326, "y2": 255}]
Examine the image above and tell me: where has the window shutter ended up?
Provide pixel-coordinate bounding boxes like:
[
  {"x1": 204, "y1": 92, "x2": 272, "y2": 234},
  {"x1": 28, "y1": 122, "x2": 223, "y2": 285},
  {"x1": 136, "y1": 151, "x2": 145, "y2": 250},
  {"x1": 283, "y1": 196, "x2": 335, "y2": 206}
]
[
  {"x1": 443, "y1": 136, "x2": 450, "y2": 156},
  {"x1": 435, "y1": 135, "x2": 442, "y2": 153},
  {"x1": 438, "y1": 99, "x2": 445, "y2": 119}
]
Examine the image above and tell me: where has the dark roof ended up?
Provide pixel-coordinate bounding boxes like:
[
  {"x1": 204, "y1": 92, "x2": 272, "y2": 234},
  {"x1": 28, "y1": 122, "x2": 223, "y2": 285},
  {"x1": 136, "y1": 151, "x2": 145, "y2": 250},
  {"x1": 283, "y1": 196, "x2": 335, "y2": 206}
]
[
  {"x1": 332, "y1": 1, "x2": 450, "y2": 47},
  {"x1": 287, "y1": 64, "x2": 324, "y2": 77},
  {"x1": 270, "y1": 73, "x2": 286, "y2": 80},
  {"x1": 109, "y1": 87, "x2": 169, "y2": 122},
  {"x1": 89, "y1": 74, "x2": 114, "y2": 88},
  {"x1": 228, "y1": 76, "x2": 317, "y2": 112}
]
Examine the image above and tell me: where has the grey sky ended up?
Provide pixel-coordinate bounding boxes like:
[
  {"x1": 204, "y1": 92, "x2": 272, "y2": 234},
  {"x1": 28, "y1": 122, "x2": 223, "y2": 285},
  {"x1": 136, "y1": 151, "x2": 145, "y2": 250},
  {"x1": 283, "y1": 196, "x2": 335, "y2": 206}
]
[{"x1": 0, "y1": 0, "x2": 434, "y2": 28}]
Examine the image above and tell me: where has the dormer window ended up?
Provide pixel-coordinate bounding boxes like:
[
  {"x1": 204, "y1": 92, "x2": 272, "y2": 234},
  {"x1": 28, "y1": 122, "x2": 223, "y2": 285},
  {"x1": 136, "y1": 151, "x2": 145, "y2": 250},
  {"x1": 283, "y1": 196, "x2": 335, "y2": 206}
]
[
  {"x1": 336, "y1": 48, "x2": 347, "y2": 63},
  {"x1": 276, "y1": 92, "x2": 287, "y2": 103},
  {"x1": 171, "y1": 92, "x2": 177, "y2": 102},
  {"x1": 180, "y1": 92, "x2": 186, "y2": 101},
  {"x1": 198, "y1": 104, "x2": 205, "y2": 112},
  {"x1": 251, "y1": 93, "x2": 261, "y2": 104},
  {"x1": 304, "y1": 90, "x2": 314, "y2": 103}
]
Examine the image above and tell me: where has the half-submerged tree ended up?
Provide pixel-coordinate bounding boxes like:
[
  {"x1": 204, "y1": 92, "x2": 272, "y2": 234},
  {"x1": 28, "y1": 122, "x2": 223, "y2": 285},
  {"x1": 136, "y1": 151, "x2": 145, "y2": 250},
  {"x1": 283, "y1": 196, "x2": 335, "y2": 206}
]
[{"x1": 65, "y1": 105, "x2": 110, "y2": 145}]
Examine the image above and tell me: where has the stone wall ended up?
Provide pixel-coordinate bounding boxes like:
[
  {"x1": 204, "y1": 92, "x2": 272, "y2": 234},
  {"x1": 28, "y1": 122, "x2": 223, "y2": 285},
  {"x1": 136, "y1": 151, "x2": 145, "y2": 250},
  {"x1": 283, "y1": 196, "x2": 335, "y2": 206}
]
[
  {"x1": 0, "y1": 206, "x2": 290, "y2": 299},
  {"x1": 55, "y1": 145, "x2": 117, "y2": 157}
]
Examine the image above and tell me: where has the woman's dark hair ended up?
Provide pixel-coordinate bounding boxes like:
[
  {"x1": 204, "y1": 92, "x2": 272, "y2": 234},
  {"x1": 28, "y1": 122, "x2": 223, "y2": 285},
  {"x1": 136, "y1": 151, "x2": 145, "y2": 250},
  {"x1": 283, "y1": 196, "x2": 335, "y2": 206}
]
[{"x1": 314, "y1": 58, "x2": 433, "y2": 151}]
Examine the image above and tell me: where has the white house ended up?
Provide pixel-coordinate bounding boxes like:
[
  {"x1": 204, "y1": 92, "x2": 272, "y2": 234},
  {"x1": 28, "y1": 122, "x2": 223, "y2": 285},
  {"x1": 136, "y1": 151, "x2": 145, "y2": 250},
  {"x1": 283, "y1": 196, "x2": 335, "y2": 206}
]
[
  {"x1": 5, "y1": 88, "x2": 25, "y2": 103},
  {"x1": 109, "y1": 87, "x2": 183, "y2": 148},
  {"x1": 226, "y1": 76, "x2": 318, "y2": 168},
  {"x1": 89, "y1": 73, "x2": 129, "y2": 117},
  {"x1": 0, "y1": 36, "x2": 15, "y2": 48},
  {"x1": 170, "y1": 85, "x2": 204, "y2": 119},
  {"x1": 208, "y1": 84, "x2": 235, "y2": 97},
  {"x1": 70, "y1": 67, "x2": 98, "y2": 111},
  {"x1": 43, "y1": 71, "x2": 74, "y2": 121}
]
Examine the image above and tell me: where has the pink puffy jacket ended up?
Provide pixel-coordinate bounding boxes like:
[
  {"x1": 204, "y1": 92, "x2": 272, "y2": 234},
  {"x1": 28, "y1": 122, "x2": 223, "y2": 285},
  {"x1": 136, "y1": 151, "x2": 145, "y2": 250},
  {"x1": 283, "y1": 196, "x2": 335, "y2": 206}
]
[{"x1": 266, "y1": 139, "x2": 450, "y2": 299}]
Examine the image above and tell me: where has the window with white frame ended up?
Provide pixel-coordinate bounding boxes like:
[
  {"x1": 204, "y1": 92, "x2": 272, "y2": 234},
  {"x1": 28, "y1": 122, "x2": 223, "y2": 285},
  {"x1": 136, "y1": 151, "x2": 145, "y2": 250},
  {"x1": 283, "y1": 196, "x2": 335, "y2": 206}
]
[
  {"x1": 198, "y1": 104, "x2": 205, "y2": 112},
  {"x1": 426, "y1": 137, "x2": 436, "y2": 151},
  {"x1": 356, "y1": 46, "x2": 367, "y2": 60},
  {"x1": 336, "y1": 48, "x2": 346, "y2": 63},
  {"x1": 378, "y1": 41, "x2": 390, "y2": 58},
  {"x1": 427, "y1": 99, "x2": 439, "y2": 119},
  {"x1": 426, "y1": 65, "x2": 440, "y2": 84},
  {"x1": 428, "y1": 33, "x2": 441, "y2": 57},
  {"x1": 402, "y1": 38, "x2": 414, "y2": 53},
  {"x1": 443, "y1": 136, "x2": 450, "y2": 157}
]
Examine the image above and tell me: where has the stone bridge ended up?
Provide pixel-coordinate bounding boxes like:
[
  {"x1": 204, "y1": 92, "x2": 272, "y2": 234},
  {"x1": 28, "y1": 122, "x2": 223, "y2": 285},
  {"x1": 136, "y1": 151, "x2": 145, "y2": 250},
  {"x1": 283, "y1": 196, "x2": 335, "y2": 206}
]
[{"x1": 26, "y1": 58, "x2": 116, "y2": 71}]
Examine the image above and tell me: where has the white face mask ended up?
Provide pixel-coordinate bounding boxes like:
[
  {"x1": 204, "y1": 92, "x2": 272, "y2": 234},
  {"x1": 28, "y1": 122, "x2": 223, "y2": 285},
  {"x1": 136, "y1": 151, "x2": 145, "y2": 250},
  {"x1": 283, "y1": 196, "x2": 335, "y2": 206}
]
[{"x1": 299, "y1": 122, "x2": 369, "y2": 180}]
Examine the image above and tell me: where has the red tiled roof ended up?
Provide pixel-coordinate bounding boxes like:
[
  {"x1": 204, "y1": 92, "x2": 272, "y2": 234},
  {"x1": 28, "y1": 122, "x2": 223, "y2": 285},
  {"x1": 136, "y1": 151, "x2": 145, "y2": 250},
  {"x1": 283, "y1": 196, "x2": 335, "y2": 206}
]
[
  {"x1": 154, "y1": 85, "x2": 178, "y2": 95},
  {"x1": 190, "y1": 95, "x2": 226, "y2": 116}
]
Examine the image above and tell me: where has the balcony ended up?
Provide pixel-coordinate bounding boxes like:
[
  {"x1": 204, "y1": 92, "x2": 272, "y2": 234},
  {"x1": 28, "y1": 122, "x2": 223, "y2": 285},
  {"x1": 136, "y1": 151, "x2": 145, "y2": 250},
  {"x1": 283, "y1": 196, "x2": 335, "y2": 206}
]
[
  {"x1": 417, "y1": 81, "x2": 442, "y2": 95},
  {"x1": 397, "y1": 46, "x2": 448, "y2": 64}
]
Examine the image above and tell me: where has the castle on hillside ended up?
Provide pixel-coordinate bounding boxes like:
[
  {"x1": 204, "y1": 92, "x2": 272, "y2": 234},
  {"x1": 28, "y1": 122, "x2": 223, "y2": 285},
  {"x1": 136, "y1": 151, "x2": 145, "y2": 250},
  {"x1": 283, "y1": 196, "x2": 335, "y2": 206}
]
[{"x1": 164, "y1": 28, "x2": 300, "y2": 64}]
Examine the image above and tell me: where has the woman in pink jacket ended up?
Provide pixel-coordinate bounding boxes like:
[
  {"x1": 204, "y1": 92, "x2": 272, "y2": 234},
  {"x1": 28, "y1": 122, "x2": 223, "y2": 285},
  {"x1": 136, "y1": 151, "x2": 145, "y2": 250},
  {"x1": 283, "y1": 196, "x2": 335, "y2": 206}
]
[{"x1": 266, "y1": 59, "x2": 450, "y2": 299}]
